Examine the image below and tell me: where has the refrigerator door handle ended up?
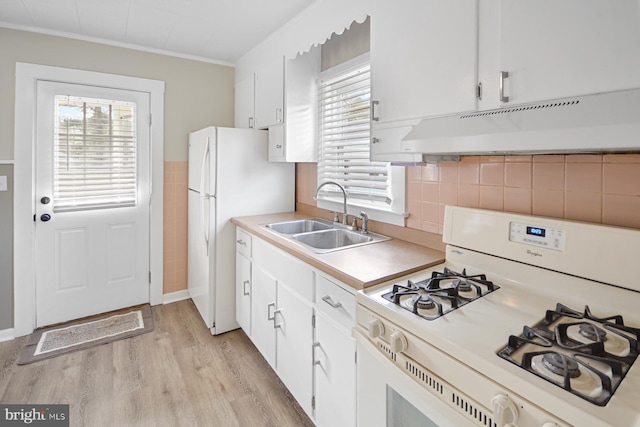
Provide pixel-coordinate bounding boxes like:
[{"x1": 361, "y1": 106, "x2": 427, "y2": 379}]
[
  {"x1": 200, "y1": 137, "x2": 211, "y2": 253},
  {"x1": 200, "y1": 195, "x2": 209, "y2": 255},
  {"x1": 200, "y1": 136, "x2": 209, "y2": 197}
]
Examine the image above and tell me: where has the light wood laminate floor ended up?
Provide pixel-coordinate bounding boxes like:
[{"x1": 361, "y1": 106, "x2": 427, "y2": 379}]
[{"x1": 0, "y1": 300, "x2": 314, "y2": 427}]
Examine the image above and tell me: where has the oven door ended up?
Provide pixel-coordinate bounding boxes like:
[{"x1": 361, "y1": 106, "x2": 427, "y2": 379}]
[{"x1": 355, "y1": 330, "x2": 475, "y2": 427}]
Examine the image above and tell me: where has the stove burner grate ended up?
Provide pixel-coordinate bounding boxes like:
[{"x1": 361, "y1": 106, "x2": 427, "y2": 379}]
[
  {"x1": 382, "y1": 267, "x2": 499, "y2": 320},
  {"x1": 498, "y1": 303, "x2": 640, "y2": 406}
]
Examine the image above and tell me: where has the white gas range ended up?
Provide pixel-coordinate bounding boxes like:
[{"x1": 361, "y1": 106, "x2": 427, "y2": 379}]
[{"x1": 354, "y1": 206, "x2": 640, "y2": 427}]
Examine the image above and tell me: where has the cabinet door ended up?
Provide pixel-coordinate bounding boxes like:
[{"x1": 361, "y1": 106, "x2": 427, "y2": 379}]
[
  {"x1": 235, "y1": 252, "x2": 251, "y2": 335},
  {"x1": 494, "y1": 0, "x2": 640, "y2": 105},
  {"x1": 250, "y1": 264, "x2": 277, "y2": 369},
  {"x1": 275, "y1": 282, "x2": 314, "y2": 418},
  {"x1": 315, "y1": 313, "x2": 356, "y2": 427},
  {"x1": 370, "y1": 0, "x2": 478, "y2": 123},
  {"x1": 234, "y1": 74, "x2": 255, "y2": 129},
  {"x1": 268, "y1": 124, "x2": 285, "y2": 162},
  {"x1": 255, "y1": 56, "x2": 285, "y2": 129}
]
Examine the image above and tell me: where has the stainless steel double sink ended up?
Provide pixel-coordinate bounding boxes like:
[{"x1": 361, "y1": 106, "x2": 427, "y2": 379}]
[{"x1": 264, "y1": 218, "x2": 390, "y2": 254}]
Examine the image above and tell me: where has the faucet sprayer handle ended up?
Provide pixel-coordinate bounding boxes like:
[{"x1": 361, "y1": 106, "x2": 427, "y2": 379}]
[{"x1": 359, "y1": 211, "x2": 369, "y2": 233}]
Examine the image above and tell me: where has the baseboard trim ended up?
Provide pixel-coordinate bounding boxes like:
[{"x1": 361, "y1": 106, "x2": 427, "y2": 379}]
[
  {"x1": 0, "y1": 328, "x2": 15, "y2": 343},
  {"x1": 163, "y1": 289, "x2": 190, "y2": 305}
]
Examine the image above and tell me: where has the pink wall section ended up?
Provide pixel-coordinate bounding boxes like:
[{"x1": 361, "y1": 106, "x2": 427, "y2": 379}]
[
  {"x1": 163, "y1": 161, "x2": 188, "y2": 294},
  {"x1": 297, "y1": 154, "x2": 640, "y2": 236},
  {"x1": 165, "y1": 155, "x2": 640, "y2": 295},
  {"x1": 406, "y1": 154, "x2": 640, "y2": 234}
]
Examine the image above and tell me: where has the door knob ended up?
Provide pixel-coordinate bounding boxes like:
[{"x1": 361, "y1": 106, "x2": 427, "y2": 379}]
[
  {"x1": 40, "y1": 213, "x2": 51, "y2": 222},
  {"x1": 41, "y1": 196, "x2": 50, "y2": 204}
]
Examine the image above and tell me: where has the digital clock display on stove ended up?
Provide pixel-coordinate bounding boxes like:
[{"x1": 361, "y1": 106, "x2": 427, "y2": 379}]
[
  {"x1": 526, "y1": 226, "x2": 546, "y2": 237},
  {"x1": 510, "y1": 222, "x2": 565, "y2": 251}
]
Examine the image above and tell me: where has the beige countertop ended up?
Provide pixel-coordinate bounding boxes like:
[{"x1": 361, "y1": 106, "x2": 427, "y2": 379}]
[{"x1": 232, "y1": 212, "x2": 445, "y2": 291}]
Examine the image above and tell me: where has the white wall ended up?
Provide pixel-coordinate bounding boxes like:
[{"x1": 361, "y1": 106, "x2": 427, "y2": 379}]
[{"x1": 235, "y1": 0, "x2": 371, "y2": 79}]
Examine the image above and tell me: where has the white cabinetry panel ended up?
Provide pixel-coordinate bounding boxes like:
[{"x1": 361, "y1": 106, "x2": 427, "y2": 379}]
[
  {"x1": 237, "y1": 230, "x2": 356, "y2": 426},
  {"x1": 234, "y1": 74, "x2": 255, "y2": 129},
  {"x1": 480, "y1": 0, "x2": 640, "y2": 108},
  {"x1": 255, "y1": 56, "x2": 284, "y2": 129},
  {"x1": 370, "y1": 0, "x2": 478, "y2": 124},
  {"x1": 251, "y1": 264, "x2": 277, "y2": 369},
  {"x1": 370, "y1": 0, "x2": 478, "y2": 161},
  {"x1": 235, "y1": 252, "x2": 251, "y2": 335},
  {"x1": 314, "y1": 274, "x2": 356, "y2": 427},
  {"x1": 315, "y1": 312, "x2": 356, "y2": 427}
]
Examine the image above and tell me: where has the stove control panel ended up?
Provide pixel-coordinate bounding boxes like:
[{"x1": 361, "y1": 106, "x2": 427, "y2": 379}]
[{"x1": 509, "y1": 222, "x2": 566, "y2": 251}]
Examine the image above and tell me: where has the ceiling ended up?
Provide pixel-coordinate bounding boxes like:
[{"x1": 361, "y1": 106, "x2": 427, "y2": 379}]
[{"x1": 0, "y1": 0, "x2": 317, "y2": 63}]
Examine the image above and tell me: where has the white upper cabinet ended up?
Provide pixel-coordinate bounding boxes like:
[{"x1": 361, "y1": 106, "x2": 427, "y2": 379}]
[
  {"x1": 268, "y1": 47, "x2": 320, "y2": 162},
  {"x1": 255, "y1": 56, "x2": 285, "y2": 129},
  {"x1": 241, "y1": 48, "x2": 319, "y2": 162},
  {"x1": 370, "y1": 0, "x2": 478, "y2": 124},
  {"x1": 479, "y1": 0, "x2": 640, "y2": 109},
  {"x1": 234, "y1": 73, "x2": 255, "y2": 129}
]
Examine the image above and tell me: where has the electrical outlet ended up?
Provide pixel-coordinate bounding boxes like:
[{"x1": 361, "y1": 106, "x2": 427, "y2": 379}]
[{"x1": 0, "y1": 176, "x2": 7, "y2": 192}]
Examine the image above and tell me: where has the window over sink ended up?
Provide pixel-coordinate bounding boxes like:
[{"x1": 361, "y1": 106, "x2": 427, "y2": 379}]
[{"x1": 315, "y1": 53, "x2": 406, "y2": 226}]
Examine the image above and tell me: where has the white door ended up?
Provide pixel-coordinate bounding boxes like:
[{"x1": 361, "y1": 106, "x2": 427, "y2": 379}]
[
  {"x1": 34, "y1": 80, "x2": 151, "y2": 327},
  {"x1": 370, "y1": 0, "x2": 478, "y2": 123},
  {"x1": 235, "y1": 252, "x2": 251, "y2": 335},
  {"x1": 275, "y1": 282, "x2": 314, "y2": 417},
  {"x1": 255, "y1": 55, "x2": 284, "y2": 129},
  {"x1": 250, "y1": 264, "x2": 277, "y2": 369},
  {"x1": 492, "y1": 0, "x2": 640, "y2": 106},
  {"x1": 315, "y1": 313, "x2": 356, "y2": 427}
]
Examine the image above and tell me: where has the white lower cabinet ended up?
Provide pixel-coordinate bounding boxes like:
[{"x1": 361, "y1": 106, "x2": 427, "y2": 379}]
[
  {"x1": 236, "y1": 228, "x2": 356, "y2": 426},
  {"x1": 250, "y1": 264, "x2": 277, "y2": 369},
  {"x1": 314, "y1": 275, "x2": 356, "y2": 427},
  {"x1": 251, "y1": 236, "x2": 315, "y2": 417},
  {"x1": 276, "y1": 282, "x2": 314, "y2": 416},
  {"x1": 235, "y1": 252, "x2": 252, "y2": 335}
]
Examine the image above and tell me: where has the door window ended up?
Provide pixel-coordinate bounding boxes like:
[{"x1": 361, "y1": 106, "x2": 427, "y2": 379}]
[{"x1": 53, "y1": 95, "x2": 137, "y2": 212}]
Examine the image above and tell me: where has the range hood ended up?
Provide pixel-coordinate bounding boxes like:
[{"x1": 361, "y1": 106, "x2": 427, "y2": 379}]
[{"x1": 400, "y1": 88, "x2": 640, "y2": 160}]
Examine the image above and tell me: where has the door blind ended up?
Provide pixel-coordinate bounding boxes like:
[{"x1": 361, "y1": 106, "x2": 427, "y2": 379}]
[
  {"x1": 317, "y1": 63, "x2": 391, "y2": 204},
  {"x1": 53, "y1": 95, "x2": 137, "y2": 212}
]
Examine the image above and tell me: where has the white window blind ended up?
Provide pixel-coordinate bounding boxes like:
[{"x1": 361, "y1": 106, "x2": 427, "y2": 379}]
[
  {"x1": 53, "y1": 95, "x2": 137, "y2": 212},
  {"x1": 317, "y1": 61, "x2": 391, "y2": 205}
]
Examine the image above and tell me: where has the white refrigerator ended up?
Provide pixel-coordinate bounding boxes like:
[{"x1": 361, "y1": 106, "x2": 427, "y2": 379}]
[{"x1": 187, "y1": 126, "x2": 294, "y2": 335}]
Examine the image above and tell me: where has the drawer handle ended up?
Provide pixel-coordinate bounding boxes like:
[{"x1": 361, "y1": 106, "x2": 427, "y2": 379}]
[
  {"x1": 267, "y1": 302, "x2": 276, "y2": 320},
  {"x1": 313, "y1": 342, "x2": 322, "y2": 366},
  {"x1": 243, "y1": 280, "x2": 250, "y2": 296},
  {"x1": 322, "y1": 295, "x2": 342, "y2": 309},
  {"x1": 236, "y1": 239, "x2": 247, "y2": 246},
  {"x1": 273, "y1": 309, "x2": 283, "y2": 329}
]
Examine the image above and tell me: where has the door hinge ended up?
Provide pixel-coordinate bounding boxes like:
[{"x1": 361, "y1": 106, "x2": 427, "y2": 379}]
[
  {"x1": 33, "y1": 214, "x2": 36, "y2": 222},
  {"x1": 149, "y1": 271, "x2": 151, "y2": 283},
  {"x1": 476, "y1": 82, "x2": 482, "y2": 100},
  {"x1": 149, "y1": 113, "x2": 152, "y2": 126},
  {"x1": 312, "y1": 396, "x2": 315, "y2": 410},
  {"x1": 311, "y1": 313, "x2": 315, "y2": 328}
]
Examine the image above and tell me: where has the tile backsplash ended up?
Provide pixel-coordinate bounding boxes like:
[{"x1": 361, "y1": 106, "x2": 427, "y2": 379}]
[
  {"x1": 406, "y1": 154, "x2": 640, "y2": 233},
  {"x1": 164, "y1": 161, "x2": 188, "y2": 294},
  {"x1": 296, "y1": 154, "x2": 640, "y2": 235}
]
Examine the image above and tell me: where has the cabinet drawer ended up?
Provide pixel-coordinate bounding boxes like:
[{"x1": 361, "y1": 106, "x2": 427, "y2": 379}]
[
  {"x1": 253, "y1": 238, "x2": 314, "y2": 302},
  {"x1": 316, "y1": 275, "x2": 355, "y2": 331},
  {"x1": 236, "y1": 228, "x2": 252, "y2": 257}
]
